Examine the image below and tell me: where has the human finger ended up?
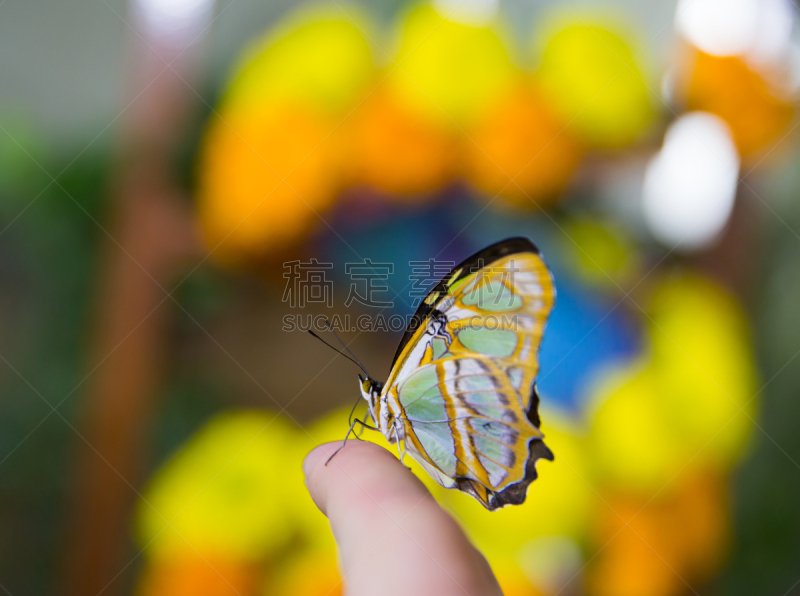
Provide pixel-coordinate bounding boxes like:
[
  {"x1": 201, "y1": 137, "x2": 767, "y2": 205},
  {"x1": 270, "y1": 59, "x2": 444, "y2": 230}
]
[{"x1": 303, "y1": 441, "x2": 502, "y2": 596}]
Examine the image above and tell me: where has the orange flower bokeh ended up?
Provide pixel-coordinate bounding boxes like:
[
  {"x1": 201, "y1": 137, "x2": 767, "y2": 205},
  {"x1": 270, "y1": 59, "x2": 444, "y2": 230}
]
[
  {"x1": 343, "y1": 85, "x2": 457, "y2": 198},
  {"x1": 137, "y1": 554, "x2": 261, "y2": 596},
  {"x1": 196, "y1": 106, "x2": 340, "y2": 263},
  {"x1": 464, "y1": 84, "x2": 584, "y2": 209},
  {"x1": 587, "y1": 472, "x2": 729, "y2": 596},
  {"x1": 686, "y1": 51, "x2": 794, "y2": 158}
]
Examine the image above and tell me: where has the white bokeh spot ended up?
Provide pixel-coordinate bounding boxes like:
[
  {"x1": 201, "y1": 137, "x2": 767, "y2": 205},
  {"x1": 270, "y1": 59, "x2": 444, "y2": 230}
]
[
  {"x1": 133, "y1": 0, "x2": 215, "y2": 43},
  {"x1": 433, "y1": 0, "x2": 500, "y2": 26},
  {"x1": 675, "y1": 0, "x2": 795, "y2": 62},
  {"x1": 642, "y1": 112, "x2": 740, "y2": 251}
]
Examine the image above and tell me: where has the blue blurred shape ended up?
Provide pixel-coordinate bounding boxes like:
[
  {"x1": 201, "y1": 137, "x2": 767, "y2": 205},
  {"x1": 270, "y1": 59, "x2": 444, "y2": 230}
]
[{"x1": 536, "y1": 274, "x2": 640, "y2": 413}]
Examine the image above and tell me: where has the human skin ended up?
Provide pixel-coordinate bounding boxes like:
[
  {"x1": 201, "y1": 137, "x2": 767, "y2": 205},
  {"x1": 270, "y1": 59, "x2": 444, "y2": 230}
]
[{"x1": 303, "y1": 441, "x2": 503, "y2": 596}]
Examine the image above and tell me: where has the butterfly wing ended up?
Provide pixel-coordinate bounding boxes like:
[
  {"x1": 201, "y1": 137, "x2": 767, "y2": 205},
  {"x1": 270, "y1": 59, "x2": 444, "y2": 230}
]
[{"x1": 381, "y1": 237, "x2": 555, "y2": 510}]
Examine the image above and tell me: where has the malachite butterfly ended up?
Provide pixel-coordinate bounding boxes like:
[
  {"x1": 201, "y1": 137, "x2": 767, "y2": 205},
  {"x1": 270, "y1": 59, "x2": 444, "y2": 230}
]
[{"x1": 340, "y1": 237, "x2": 555, "y2": 511}]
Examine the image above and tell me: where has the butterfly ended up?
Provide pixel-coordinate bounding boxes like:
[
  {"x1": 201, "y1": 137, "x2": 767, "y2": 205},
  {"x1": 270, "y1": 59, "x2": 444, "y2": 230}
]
[{"x1": 320, "y1": 237, "x2": 555, "y2": 511}]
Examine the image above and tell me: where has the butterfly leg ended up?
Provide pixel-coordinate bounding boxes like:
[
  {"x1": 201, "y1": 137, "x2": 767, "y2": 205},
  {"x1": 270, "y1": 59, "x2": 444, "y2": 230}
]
[
  {"x1": 391, "y1": 423, "x2": 412, "y2": 470},
  {"x1": 324, "y1": 417, "x2": 359, "y2": 466},
  {"x1": 353, "y1": 418, "x2": 378, "y2": 437}
]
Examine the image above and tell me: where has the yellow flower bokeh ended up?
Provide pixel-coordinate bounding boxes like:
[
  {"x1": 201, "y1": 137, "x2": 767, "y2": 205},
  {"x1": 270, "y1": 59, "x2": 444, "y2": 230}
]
[
  {"x1": 222, "y1": 4, "x2": 376, "y2": 114},
  {"x1": 648, "y1": 273, "x2": 758, "y2": 469},
  {"x1": 588, "y1": 363, "x2": 687, "y2": 492},
  {"x1": 588, "y1": 273, "x2": 757, "y2": 493},
  {"x1": 387, "y1": 3, "x2": 516, "y2": 127},
  {"x1": 535, "y1": 18, "x2": 654, "y2": 148},
  {"x1": 136, "y1": 411, "x2": 305, "y2": 562},
  {"x1": 560, "y1": 218, "x2": 641, "y2": 291}
]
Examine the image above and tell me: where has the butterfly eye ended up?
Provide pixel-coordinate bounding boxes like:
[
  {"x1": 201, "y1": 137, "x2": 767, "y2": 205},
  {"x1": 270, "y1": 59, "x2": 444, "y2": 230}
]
[{"x1": 361, "y1": 379, "x2": 371, "y2": 393}]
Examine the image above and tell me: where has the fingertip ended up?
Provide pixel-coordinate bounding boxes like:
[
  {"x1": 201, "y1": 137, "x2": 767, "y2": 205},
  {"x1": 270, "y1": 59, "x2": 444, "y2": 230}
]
[
  {"x1": 300, "y1": 441, "x2": 502, "y2": 596},
  {"x1": 302, "y1": 442, "x2": 342, "y2": 516},
  {"x1": 302, "y1": 442, "x2": 334, "y2": 483},
  {"x1": 303, "y1": 441, "x2": 433, "y2": 517}
]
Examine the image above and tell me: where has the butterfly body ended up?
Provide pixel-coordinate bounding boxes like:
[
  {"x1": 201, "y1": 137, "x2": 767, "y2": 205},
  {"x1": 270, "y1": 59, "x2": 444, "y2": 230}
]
[{"x1": 358, "y1": 238, "x2": 555, "y2": 511}]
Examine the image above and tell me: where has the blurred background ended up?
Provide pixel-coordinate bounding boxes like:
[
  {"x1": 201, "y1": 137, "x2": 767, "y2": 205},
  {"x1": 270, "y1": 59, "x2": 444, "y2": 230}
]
[{"x1": 2, "y1": 0, "x2": 800, "y2": 594}]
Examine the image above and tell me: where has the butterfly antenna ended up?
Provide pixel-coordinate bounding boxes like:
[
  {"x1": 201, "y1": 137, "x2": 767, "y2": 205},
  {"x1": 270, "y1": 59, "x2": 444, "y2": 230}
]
[
  {"x1": 321, "y1": 318, "x2": 371, "y2": 379},
  {"x1": 307, "y1": 329, "x2": 369, "y2": 376},
  {"x1": 309, "y1": 320, "x2": 377, "y2": 466}
]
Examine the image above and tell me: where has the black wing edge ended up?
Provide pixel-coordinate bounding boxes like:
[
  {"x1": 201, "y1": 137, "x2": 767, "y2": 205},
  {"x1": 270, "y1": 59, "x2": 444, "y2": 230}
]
[
  {"x1": 455, "y1": 383, "x2": 555, "y2": 511},
  {"x1": 488, "y1": 439, "x2": 555, "y2": 509},
  {"x1": 390, "y1": 237, "x2": 542, "y2": 369}
]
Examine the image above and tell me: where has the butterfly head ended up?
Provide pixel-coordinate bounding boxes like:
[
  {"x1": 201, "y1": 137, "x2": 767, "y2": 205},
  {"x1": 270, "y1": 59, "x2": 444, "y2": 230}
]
[{"x1": 358, "y1": 374, "x2": 383, "y2": 408}]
